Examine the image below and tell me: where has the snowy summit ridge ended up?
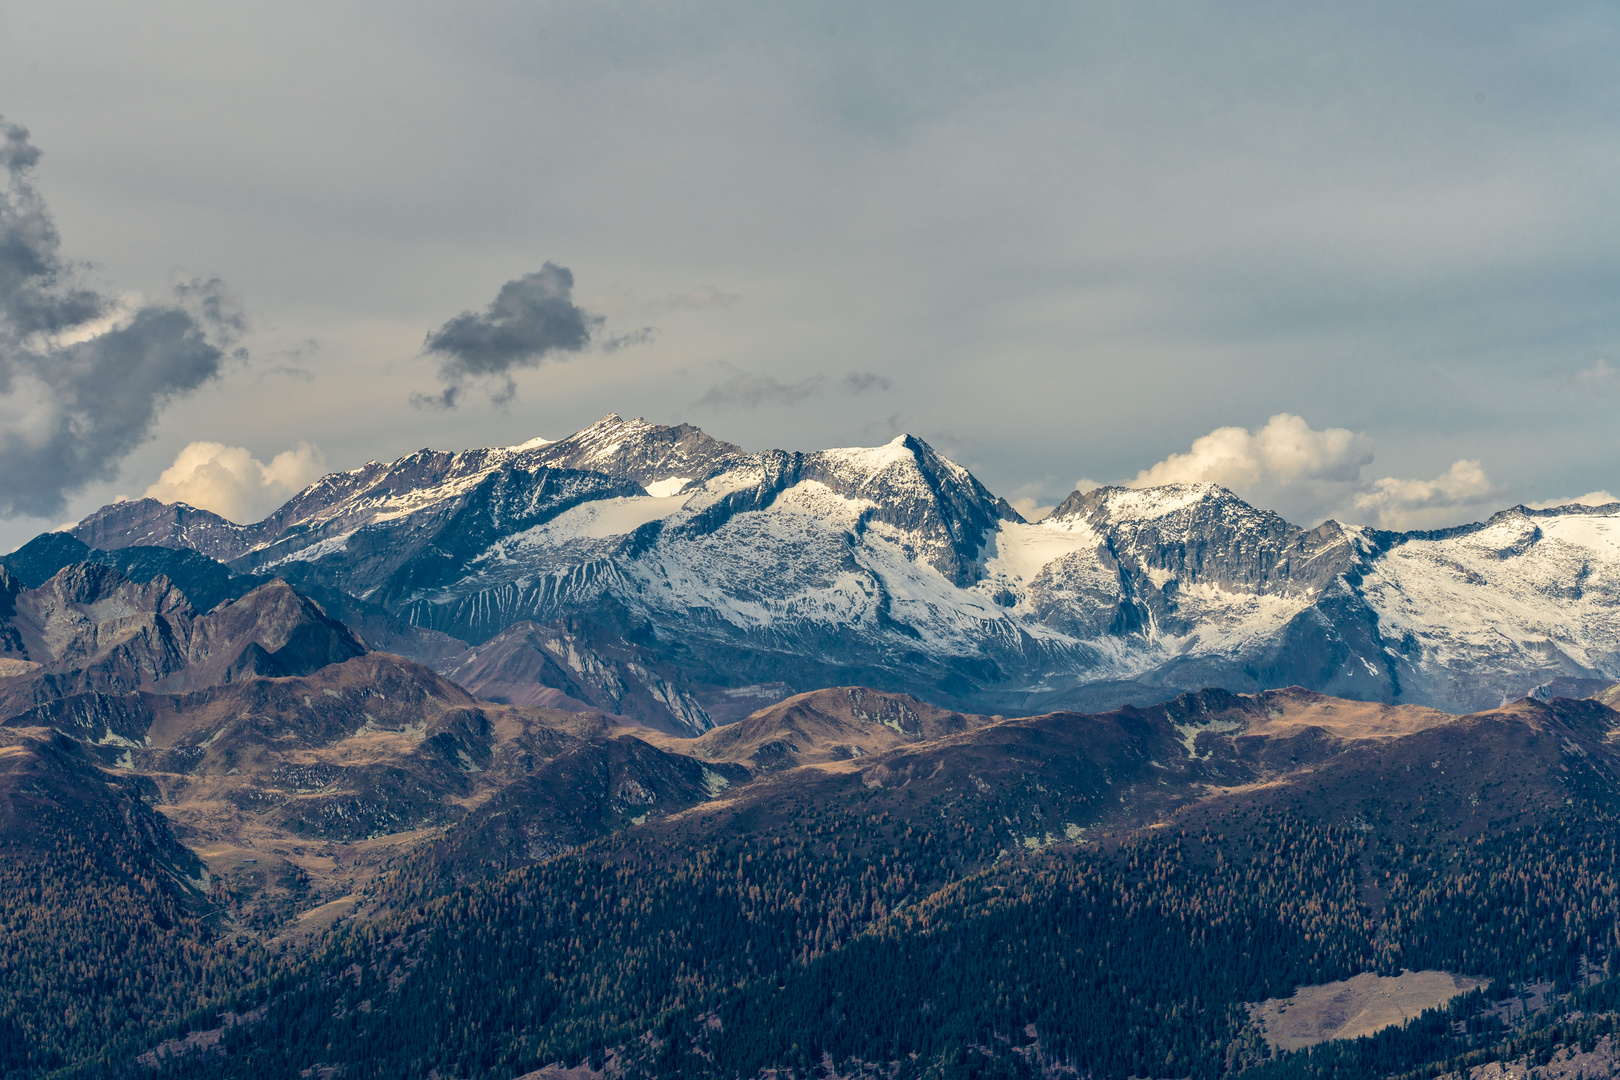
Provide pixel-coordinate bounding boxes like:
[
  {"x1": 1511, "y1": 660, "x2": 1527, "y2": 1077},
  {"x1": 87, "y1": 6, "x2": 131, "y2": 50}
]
[{"x1": 64, "y1": 414, "x2": 1620, "y2": 717}]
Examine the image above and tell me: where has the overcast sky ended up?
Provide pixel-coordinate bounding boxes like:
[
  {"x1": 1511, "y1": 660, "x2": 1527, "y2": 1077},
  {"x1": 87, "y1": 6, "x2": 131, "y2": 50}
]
[{"x1": 2, "y1": 1, "x2": 1618, "y2": 551}]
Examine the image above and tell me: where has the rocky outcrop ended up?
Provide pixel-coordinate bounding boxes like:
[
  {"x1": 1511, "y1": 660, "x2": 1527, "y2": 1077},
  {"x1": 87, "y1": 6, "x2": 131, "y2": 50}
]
[
  {"x1": 177, "y1": 579, "x2": 366, "y2": 689},
  {"x1": 439, "y1": 617, "x2": 713, "y2": 736},
  {"x1": 0, "y1": 565, "x2": 367, "y2": 720}
]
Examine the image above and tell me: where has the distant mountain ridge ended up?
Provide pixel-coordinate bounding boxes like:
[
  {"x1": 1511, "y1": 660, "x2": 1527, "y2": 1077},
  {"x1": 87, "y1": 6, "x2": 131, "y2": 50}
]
[
  {"x1": 0, "y1": 561, "x2": 366, "y2": 719},
  {"x1": 44, "y1": 413, "x2": 1620, "y2": 717}
]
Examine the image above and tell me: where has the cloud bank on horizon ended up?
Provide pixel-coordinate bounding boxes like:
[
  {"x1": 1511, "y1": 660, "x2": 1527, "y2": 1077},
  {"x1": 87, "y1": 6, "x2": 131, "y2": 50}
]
[{"x1": 1120, "y1": 414, "x2": 1616, "y2": 530}]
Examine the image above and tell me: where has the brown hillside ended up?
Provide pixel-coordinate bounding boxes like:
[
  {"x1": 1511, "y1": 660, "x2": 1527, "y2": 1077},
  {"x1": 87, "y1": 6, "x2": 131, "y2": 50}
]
[{"x1": 664, "y1": 686, "x2": 994, "y2": 770}]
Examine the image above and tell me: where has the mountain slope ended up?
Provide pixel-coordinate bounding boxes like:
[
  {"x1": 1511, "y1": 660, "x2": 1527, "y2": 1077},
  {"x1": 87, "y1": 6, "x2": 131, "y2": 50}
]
[
  {"x1": 0, "y1": 725, "x2": 238, "y2": 1077},
  {"x1": 95, "y1": 688, "x2": 1620, "y2": 1080},
  {"x1": 669, "y1": 685, "x2": 994, "y2": 770},
  {"x1": 436, "y1": 617, "x2": 715, "y2": 735},
  {"x1": 0, "y1": 565, "x2": 366, "y2": 719}
]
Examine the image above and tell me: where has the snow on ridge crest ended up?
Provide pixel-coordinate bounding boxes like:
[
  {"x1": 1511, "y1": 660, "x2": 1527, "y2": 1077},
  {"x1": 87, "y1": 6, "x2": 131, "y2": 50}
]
[
  {"x1": 1046, "y1": 482, "x2": 1247, "y2": 526},
  {"x1": 505, "y1": 435, "x2": 554, "y2": 453},
  {"x1": 1101, "y1": 483, "x2": 1229, "y2": 521}
]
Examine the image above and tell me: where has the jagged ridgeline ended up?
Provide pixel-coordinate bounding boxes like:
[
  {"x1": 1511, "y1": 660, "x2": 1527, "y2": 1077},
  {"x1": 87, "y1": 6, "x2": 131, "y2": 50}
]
[
  {"x1": 25, "y1": 413, "x2": 1620, "y2": 722},
  {"x1": 3, "y1": 414, "x2": 1620, "y2": 1080}
]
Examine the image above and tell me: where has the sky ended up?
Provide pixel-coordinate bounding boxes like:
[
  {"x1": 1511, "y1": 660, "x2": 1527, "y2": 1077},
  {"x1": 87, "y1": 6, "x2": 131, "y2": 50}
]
[{"x1": 1, "y1": 1, "x2": 1618, "y2": 551}]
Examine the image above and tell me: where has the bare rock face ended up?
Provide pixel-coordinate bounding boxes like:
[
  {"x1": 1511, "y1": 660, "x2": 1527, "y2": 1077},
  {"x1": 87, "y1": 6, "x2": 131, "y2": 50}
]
[
  {"x1": 1, "y1": 532, "x2": 262, "y2": 618},
  {"x1": 1, "y1": 563, "x2": 195, "y2": 704},
  {"x1": 178, "y1": 579, "x2": 366, "y2": 689},
  {"x1": 439, "y1": 617, "x2": 713, "y2": 736},
  {"x1": 0, "y1": 566, "x2": 366, "y2": 720}
]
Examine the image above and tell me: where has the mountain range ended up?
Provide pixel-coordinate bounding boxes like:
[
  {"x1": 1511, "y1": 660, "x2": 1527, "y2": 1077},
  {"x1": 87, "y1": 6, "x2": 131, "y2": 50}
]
[
  {"x1": 5, "y1": 413, "x2": 1620, "y2": 1079},
  {"x1": 14, "y1": 413, "x2": 1616, "y2": 729}
]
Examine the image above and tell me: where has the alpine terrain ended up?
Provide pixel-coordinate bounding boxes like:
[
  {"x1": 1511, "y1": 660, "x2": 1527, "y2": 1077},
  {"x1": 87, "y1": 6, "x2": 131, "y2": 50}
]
[
  {"x1": 37, "y1": 413, "x2": 1620, "y2": 722},
  {"x1": 3, "y1": 414, "x2": 1619, "y2": 1080}
]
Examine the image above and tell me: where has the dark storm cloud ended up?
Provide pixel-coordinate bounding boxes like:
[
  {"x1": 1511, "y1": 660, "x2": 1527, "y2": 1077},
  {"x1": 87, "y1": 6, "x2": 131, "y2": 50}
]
[
  {"x1": 0, "y1": 118, "x2": 105, "y2": 339},
  {"x1": 418, "y1": 263, "x2": 600, "y2": 407},
  {"x1": 0, "y1": 117, "x2": 234, "y2": 519}
]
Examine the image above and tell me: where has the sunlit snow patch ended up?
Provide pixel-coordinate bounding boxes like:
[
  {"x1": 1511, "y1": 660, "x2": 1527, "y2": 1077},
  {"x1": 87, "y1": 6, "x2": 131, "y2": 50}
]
[{"x1": 643, "y1": 477, "x2": 692, "y2": 498}]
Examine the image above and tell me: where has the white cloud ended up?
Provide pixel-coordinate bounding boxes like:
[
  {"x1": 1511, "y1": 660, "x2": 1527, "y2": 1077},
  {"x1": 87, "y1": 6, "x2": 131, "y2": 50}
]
[
  {"x1": 1129, "y1": 413, "x2": 1374, "y2": 523},
  {"x1": 1350, "y1": 460, "x2": 1500, "y2": 531},
  {"x1": 1133, "y1": 414, "x2": 1373, "y2": 491},
  {"x1": 1526, "y1": 490, "x2": 1619, "y2": 510},
  {"x1": 24, "y1": 291, "x2": 142, "y2": 350},
  {"x1": 1128, "y1": 414, "x2": 1505, "y2": 529},
  {"x1": 1571, "y1": 359, "x2": 1618, "y2": 394},
  {"x1": 1007, "y1": 497, "x2": 1053, "y2": 521},
  {"x1": 145, "y1": 441, "x2": 326, "y2": 523}
]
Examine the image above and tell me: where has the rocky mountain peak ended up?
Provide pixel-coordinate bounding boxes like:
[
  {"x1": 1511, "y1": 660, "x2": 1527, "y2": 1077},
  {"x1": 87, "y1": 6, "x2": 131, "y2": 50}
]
[
  {"x1": 0, "y1": 567, "x2": 369, "y2": 720},
  {"x1": 35, "y1": 417, "x2": 1620, "y2": 718},
  {"x1": 805, "y1": 434, "x2": 1005, "y2": 587},
  {"x1": 179, "y1": 579, "x2": 367, "y2": 687},
  {"x1": 27, "y1": 562, "x2": 194, "y2": 622},
  {"x1": 1050, "y1": 482, "x2": 1257, "y2": 527},
  {"x1": 525, "y1": 413, "x2": 746, "y2": 489},
  {"x1": 1044, "y1": 483, "x2": 1321, "y2": 592},
  {"x1": 70, "y1": 497, "x2": 246, "y2": 560}
]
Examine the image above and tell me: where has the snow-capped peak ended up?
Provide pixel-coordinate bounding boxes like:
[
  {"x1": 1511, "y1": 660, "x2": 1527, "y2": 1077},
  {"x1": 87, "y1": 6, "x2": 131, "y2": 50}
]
[
  {"x1": 505, "y1": 435, "x2": 554, "y2": 453},
  {"x1": 1048, "y1": 482, "x2": 1245, "y2": 526}
]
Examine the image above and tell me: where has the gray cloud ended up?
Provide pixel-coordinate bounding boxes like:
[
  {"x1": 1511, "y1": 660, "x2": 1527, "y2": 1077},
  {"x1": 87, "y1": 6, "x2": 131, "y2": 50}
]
[
  {"x1": 693, "y1": 371, "x2": 825, "y2": 410},
  {"x1": 693, "y1": 368, "x2": 893, "y2": 411},
  {"x1": 664, "y1": 285, "x2": 740, "y2": 310},
  {"x1": 0, "y1": 116, "x2": 233, "y2": 519},
  {"x1": 600, "y1": 326, "x2": 657, "y2": 353},
  {"x1": 861, "y1": 413, "x2": 903, "y2": 441},
  {"x1": 845, "y1": 371, "x2": 891, "y2": 393},
  {"x1": 4, "y1": 4, "x2": 1619, "y2": 546},
  {"x1": 418, "y1": 263, "x2": 600, "y2": 408}
]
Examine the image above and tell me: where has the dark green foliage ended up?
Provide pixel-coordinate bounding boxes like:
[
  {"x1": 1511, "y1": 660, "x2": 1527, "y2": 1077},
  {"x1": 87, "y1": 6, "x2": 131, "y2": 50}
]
[
  {"x1": 0, "y1": 838, "x2": 263, "y2": 1080},
  {"x1": 17, "y1": 693, "x2": 1620, "y2": 1078},
  {"x1": 84, "y1": 803, "x2": 1620, "y2": 1080}
]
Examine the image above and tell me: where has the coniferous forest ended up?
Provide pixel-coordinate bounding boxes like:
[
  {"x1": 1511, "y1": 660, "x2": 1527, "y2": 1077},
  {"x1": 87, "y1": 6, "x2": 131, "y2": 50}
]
[{"x1": 8, "y1": 684, "x2": 1620, "y2": 1080}]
